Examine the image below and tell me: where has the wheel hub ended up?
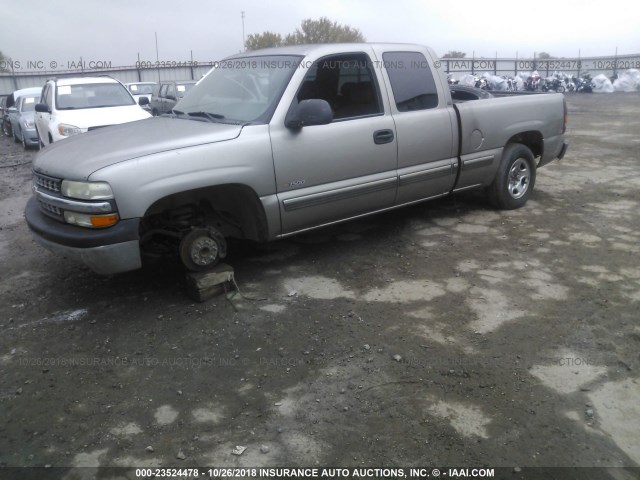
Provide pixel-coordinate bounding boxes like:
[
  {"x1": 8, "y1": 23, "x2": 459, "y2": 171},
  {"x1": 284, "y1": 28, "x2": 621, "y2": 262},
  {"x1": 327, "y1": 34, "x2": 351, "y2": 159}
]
[
  {"x1": 508, "y1": 158, "x2": 530, "y2": 199},
  {"x1": 190, "y1": 237, "x2": 219, "y2": 266}
]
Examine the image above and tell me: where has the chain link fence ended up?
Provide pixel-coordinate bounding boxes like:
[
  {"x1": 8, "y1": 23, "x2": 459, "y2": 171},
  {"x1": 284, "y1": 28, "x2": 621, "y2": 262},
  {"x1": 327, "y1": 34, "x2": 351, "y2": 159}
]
[{"x1": 2, "y1": 53, "x2": 639, "y2": 96}]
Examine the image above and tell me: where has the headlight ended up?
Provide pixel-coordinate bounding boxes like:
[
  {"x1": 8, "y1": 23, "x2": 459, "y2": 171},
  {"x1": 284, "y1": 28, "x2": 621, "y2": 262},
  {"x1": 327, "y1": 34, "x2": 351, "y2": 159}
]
[
  {"x1": 61, "y1": 180, "x2": 114, "y2": 200},
  {"x1": 64, "y1": 211, "x2": 119, "y2": 228},
  {"x1": 23, "y1": 119, "x2": 34, "y2": 129},
  {"x1": 58, "y1": 123, "x2": 82, "y2": 137}
]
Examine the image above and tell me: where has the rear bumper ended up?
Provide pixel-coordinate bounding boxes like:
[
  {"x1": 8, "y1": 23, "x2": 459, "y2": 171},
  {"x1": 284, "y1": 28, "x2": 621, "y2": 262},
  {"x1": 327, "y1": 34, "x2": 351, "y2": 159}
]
[
  {"x1": 557, "y1": 141, "x2": 569, "y2": 160},
  {"x1": 25, "y1": 196, "x2": 142, "y2": 274},
  {"x1": 539, "y1": 135, "x2": 568, "y2": 167}
]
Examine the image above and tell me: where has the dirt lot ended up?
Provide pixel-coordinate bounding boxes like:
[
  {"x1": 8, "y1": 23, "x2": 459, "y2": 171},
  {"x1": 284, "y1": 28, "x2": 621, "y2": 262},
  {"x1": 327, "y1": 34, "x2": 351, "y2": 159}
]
[{"x1": 1, "y1": 93, "x2": 639, "y2": 479}]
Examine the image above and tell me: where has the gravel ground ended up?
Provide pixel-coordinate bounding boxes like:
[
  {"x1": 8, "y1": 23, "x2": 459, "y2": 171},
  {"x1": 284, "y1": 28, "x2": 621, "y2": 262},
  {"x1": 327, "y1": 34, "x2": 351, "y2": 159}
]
[{"x1": 0, "y1": 93, "x2": 639, "y2": 479}]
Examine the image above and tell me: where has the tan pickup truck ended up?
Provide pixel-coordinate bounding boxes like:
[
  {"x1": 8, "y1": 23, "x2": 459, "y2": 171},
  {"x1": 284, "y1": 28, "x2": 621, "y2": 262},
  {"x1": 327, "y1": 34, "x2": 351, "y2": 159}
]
[{"x1": 26, "y1": 43, "x2": 568, "y2": 274}]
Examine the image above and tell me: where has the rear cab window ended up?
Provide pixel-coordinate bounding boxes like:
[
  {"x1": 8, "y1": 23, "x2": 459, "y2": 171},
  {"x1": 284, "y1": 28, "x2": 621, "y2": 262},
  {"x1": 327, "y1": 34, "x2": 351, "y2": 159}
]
[{"x1": 382, "y1": 51, "x2": 439, "y2": 111}]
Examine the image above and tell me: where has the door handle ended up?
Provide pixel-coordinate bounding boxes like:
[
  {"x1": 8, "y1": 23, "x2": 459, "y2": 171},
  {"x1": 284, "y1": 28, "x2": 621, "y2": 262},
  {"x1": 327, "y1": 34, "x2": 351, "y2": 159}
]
[{"x1": 373, "y1": 129, "x2": 394, "y2": 145}]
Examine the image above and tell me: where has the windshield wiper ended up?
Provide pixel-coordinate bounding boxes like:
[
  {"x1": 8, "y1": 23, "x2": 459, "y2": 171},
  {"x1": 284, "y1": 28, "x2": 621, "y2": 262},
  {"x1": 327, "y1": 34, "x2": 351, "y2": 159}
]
[
  {"x1": 171, "y1": 109, "x2": 238, "y2": 124},
  {"x1": 170, "y1": 109, "x2": 205, "y2": 121},
  {"x1": 187, "y1": 111, "x2": 225, "y2": 122}
]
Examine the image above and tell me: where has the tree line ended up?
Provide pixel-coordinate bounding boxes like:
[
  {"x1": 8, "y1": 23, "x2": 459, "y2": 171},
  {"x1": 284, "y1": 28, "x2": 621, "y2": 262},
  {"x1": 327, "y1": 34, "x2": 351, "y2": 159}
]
[{"x1": 245, "y1": 17, "x2": 364, "y2": 50}]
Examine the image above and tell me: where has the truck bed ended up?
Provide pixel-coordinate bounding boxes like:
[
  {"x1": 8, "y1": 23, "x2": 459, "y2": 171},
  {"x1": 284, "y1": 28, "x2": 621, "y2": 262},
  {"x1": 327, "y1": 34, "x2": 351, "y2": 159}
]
[{"x1": 451, "y1": 92, "x2": 567, "y2": 190}]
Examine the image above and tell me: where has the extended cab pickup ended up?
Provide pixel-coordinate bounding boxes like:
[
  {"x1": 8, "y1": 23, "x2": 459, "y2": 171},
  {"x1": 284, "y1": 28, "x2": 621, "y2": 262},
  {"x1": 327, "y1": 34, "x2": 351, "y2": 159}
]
[{"x1": 26, "y1": 43, "x2": 568, "y2": 274}]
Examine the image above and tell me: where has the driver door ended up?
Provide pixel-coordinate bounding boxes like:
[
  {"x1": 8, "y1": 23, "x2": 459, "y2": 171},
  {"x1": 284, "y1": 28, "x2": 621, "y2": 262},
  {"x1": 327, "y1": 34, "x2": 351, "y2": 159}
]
[{"x1": 269, "y1": 52, "x2": 398, "y2": 234}]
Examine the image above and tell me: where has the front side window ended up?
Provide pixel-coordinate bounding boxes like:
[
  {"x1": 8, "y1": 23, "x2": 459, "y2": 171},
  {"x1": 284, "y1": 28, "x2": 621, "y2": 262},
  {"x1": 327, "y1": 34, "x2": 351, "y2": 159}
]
[
  {"x1": 383, "y1": 51, "x2": 439, "y2": 111},
  {"x1": 167, "y1": 84, "x2": 177, "y2": 99},
  {"x1": 55, "y1": 83, "x2": 135, "y2": 110},
  {"x1": 296, "y1": 53, "x2": 382, "y2": 120}
]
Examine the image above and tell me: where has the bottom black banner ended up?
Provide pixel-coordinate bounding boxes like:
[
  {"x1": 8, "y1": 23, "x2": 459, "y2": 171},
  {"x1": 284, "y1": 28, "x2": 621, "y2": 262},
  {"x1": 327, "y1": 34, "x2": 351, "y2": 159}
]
[{"x1": 0, "y1": 466, "x2": 638, "y2": 480}]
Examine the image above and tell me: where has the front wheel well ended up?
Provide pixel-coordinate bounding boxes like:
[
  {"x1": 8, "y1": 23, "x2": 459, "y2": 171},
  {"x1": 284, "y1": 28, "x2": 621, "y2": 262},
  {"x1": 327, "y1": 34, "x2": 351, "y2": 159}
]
[{"x1": 141, "y1": 184, "x2": 269, "y2": 242}]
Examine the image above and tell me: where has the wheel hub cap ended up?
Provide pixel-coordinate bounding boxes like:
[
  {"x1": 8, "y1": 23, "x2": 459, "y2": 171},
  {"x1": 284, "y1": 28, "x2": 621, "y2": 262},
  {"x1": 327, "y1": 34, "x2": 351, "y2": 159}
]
[{"x1": 508, "y1": 158, "x2": 530, "y2": 199}]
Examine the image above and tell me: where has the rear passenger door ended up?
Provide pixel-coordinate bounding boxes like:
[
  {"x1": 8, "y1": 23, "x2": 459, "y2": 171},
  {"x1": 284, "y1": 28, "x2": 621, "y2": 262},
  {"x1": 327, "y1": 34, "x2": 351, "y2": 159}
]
[
  {"x1": 270, "y1": 51, "x2": 398, "y2": 234},
  {"x1": 380, "y1": 51, "x2": 457, "y2": 204}
]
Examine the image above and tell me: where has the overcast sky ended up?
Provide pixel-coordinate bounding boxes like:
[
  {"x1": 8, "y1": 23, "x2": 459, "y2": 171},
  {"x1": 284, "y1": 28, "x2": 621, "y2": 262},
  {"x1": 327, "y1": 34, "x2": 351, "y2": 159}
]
[{"x1": 2, "y1": 0, "x2": 639, "y2": 68}]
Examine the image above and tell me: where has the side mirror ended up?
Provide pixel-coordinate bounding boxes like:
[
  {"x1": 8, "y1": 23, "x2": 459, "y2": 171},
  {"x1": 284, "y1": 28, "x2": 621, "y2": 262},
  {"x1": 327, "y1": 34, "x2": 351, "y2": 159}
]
[
  {"x1": 138, "y1": 97, "x2": 150, "y2": 106},
  {"x1": 35, "y1": 103, "x2": 50, "y2": 113},
  {"x1": 285, "y1": 99, "x2": 333, "y2": 129}
]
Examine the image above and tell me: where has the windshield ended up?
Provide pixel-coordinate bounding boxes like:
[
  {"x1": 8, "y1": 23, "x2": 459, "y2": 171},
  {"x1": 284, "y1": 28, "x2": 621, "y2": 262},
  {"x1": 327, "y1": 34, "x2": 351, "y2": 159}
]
[
  {"x1": 56, "y1": 83, "x2": 135, "y2": 110},
  {"x1": 129, "y1": 83, "x2": 155, "y2": 95},
  {"x1": 20, "y1": 96, "x2": 38, "y2": 112},
  {"x1": 176, "y1": 83, "x2": 195, "y2": 98},
  {"x1": 175, "y1": 55, "x2": 302, "y2": 124}
]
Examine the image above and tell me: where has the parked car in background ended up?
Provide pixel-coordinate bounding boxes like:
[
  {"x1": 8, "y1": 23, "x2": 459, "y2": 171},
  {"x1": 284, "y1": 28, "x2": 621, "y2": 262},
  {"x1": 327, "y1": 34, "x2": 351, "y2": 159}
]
[
  {"x1": 3, "y1": 87, "x2": 42, "y2": 137},
  {"x1": 149, "y1": 80, "x2": 196, "y2": 116},
  {"x1": 1, "y1": 95, "x2": 10, "y2": 136},
  {"x1": 9, "y1": 92, "x2": 41, "y2": 149},
  {"x1": 126, "y1": 82, "x2": 156, "y2": 111},
  {"x1": 34, "y1": 76, "x2": 151, "y2": 146}
]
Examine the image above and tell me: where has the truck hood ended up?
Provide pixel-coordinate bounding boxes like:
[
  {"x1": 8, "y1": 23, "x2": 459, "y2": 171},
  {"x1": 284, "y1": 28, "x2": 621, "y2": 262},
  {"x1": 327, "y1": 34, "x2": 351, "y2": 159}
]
[{"x1": 33, "y1": 117, "x2": 243, "y2": 180}]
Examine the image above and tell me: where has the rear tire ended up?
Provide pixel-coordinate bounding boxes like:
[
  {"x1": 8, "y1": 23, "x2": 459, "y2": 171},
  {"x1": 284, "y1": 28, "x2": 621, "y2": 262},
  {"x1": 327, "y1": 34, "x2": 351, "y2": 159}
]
[{"x1": 488, "y1": 143, "x2": 536, "y2": 210}]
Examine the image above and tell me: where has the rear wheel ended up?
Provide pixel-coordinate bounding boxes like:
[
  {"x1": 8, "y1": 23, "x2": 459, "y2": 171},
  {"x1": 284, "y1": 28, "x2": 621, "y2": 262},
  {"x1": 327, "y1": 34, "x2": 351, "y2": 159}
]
[
  {"x1": 488, "y1": 143, "x2": 536, "y2": 210},
  {"x1": 179, "y1": 227, "x2": 227, "y2": 272}
]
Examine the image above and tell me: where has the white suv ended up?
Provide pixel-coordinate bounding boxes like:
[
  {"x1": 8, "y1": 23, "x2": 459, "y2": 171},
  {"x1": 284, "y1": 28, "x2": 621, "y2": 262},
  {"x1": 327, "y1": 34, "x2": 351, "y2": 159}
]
[{"x1": 35, "y1": 76, "x2": 151, "y2": 145}]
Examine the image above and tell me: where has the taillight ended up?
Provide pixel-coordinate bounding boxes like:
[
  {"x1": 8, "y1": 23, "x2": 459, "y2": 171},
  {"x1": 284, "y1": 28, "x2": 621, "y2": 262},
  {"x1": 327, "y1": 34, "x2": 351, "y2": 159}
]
[{"x1": 562, "y1": 97, "x2": 568, "y2": 134}]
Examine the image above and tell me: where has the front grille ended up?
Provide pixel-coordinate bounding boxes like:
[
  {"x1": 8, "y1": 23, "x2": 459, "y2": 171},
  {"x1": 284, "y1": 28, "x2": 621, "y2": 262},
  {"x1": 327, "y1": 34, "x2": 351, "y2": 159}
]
[
  {"x1": 39, "y1": 201, "x2": 63, "y2": 218},
  {"x1": 34, "y1": 172, "x2": 61, "y2": 193},
  {"x1": 33, "y1": 172, "x2": 64, "y2": 221}
]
